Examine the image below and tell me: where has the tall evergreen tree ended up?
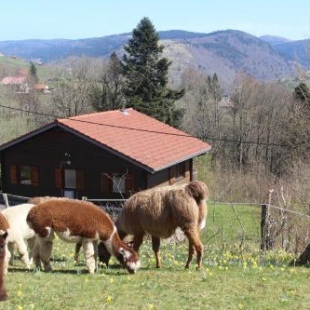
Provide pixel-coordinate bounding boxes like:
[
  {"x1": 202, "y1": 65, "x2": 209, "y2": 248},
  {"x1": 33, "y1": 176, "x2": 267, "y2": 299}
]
[
  {"x1": 29, "y1": 62, "x2": 38, "y2": 84},
  {"x1": 122, "y1": 17, "x2": 184, "y2": 126}
]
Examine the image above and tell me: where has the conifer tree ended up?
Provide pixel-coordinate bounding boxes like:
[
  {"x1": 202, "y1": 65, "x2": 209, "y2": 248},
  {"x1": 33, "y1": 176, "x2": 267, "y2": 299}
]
[
  {"x1": 29, "y1": 62, "x2": 38, "y2": 83},
  {"x1": 122, "y1": 17, "x2": 184, "y2": 126}
]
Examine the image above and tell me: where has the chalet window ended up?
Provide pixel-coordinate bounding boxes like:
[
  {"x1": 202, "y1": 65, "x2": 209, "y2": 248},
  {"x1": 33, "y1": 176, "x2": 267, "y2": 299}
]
[
  {"x1": 175, "y1": 163, "x2": 186, "y2": 179},
  {"x1": 65, "y1": 169, "x2": 76, "y2": 188},
  {"x1": 101, "y1": 172, "x2": 134, "y2": 194},
  {"x1": 112, "y1": 173, "x2": 126, "y2": 193},
  {"x1": 20, "y1": 166, "x2": 31, "y2": 185},
  {"x1": 55, "y1": 169, "x2": 84, "y2": 190},
  {"x1": 10, "y1": 164, "x2": 39, "y2": 186},
  {"x1": 169, "y1": 162, "x2": 187, "y2": 184}
]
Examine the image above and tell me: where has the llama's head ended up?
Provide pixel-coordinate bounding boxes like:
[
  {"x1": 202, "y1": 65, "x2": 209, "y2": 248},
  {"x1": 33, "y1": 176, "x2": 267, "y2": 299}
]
[
  {"x1": 115, "y1": 245, "x2": 141, "y2": 274},
  {"x1": 185, "y1": 181, "x2": 209, "y2": 204}
]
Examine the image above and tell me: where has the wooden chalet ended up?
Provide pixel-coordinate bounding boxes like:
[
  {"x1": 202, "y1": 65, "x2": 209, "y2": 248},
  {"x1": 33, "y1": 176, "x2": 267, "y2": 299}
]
[{"x1": 0, "y1": 108, "x2": 211, "y2": 200}]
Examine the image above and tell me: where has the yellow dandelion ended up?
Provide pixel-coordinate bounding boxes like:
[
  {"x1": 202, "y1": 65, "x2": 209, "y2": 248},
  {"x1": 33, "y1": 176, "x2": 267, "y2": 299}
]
[
  {"x1": 105, "y1": 296, "x2": 113, "y2": 303},
  {"x1": 17, "y1": 306, "x2": 23, "y2": 310},
  {"x1": 17, "y1": 290, "x2": 23, "y2": 297},
  {"x1": 148, "y1": 304, "x2": 155, "y2": 309},
  {"x1": 84, "y1": 278, "x2": 89, "y2": 283},
  {"x1": 109, "y1": 278, "x2": 114, "y2": 284}
]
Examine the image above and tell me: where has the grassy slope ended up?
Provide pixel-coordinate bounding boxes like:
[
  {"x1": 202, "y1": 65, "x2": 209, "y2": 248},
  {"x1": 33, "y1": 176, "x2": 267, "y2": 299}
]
[
  {"x1": 1, "y1": 203, "x2": 308, "y2": 310},
  {"x1": 3, "y1": 238, "x2": 307, "y2": 310}
]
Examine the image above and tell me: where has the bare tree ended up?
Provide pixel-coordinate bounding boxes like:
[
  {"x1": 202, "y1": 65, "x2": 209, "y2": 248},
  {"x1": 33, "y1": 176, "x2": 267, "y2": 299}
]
[
  {"x1": 89, "y1": 52, "x2": 126, "y2": 111},
  {"x1": 51, "y1": 56, "x2": 96, "y2": 117}
]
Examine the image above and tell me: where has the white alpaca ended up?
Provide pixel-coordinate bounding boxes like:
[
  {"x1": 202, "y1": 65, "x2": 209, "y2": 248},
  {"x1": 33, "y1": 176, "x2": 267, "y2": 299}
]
[{"x1": 1, "y1": 203, "x2": 36, "y2": 272}]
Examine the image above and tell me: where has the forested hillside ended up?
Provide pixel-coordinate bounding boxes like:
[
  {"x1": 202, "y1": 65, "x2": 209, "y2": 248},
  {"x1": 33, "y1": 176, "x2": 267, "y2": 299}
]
[{"x1": 0, "y1": 29, "x2": 307, "y2": 89}]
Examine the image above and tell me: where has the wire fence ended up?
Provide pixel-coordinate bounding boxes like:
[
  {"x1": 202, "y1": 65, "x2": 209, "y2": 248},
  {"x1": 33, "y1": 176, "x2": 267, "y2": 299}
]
[{"x1": 1, "y1": 192, "x2": 310, "y2": 254}]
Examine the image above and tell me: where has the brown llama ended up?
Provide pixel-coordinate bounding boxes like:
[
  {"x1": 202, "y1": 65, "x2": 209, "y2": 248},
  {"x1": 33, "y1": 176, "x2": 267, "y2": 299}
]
[
  {"x1": 28, "y1": 196, "x2": 94, "y2": 264},
  {"x1": 100, "y1": 180, "x2": 209, "y2": 269},
  {"x1": 0, "y1": 213, "x2": 9, "y2": 301},
  {"x1": 26, "y1": 198, "x2": 141, "y2": 274}
]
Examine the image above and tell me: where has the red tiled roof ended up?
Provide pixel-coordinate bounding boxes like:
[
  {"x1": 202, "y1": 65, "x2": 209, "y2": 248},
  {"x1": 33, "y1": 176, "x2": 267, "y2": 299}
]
[
  {"x1": 56, "y1": 108, "x2": 211, "y2": 172},
  {"x1": 1, "y1": 76, "x2": 26, "y2": 85}
]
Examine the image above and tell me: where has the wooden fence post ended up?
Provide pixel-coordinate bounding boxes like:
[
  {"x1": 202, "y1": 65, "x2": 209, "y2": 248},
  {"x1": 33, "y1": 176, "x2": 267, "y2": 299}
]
[
  {"x1": 260, "y1": 203, "x2": 275, "y2": 251},
  {"x1": 260, "y1": 204, "x2": 267, "y2": 251}
]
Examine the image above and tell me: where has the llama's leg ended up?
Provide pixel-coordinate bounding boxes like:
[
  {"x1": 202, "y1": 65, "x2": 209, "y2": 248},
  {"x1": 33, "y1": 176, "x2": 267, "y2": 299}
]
[
  {"x1": 7, "y1": 242, "x2": 15, "y2": 266},
  {"x1": 27, "y1": 236, "x2": 37, "y2": 266},
  {"x1": 39, "y1": 239, "x2": 53, "y2": 271},
  {"x1": 133, "y1": 233, "x2": 144, "y2": 253},
  {"x1": 151, "y1": 236, "x2": 161, "y2": 268},
  {"x1": 93, "y1": 241, "x2": 98, "y2": 263},
  {"x1": 15, "y1": 239, "x2": 31, "y2": 269},
  {"x1": 183, "y1": 228, "x2": 203, "y2": 269},
  {"x1": 3, "y1": 245, "x2": 10, "y2": 275},
  {"x1": 82, "y1": 240, "x2": 95, "y2": 274},
  {"x1": 31, "y1": 238, "x2": 41, "y2": 269},
  {"x1": 98, "y1": 242, "x2": 111, "y2": 267},
  {"x1": 37, "y1": 232, "x2": 54, "y2": 272},
  {"x1": 74, "y1": 242, "x2": 82, "y2": 263}
]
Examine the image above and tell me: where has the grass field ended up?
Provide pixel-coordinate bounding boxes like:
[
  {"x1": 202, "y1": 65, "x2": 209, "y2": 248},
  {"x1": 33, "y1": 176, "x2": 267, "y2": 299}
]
[{"x1": 1, "y1": 204, "x2": 309, "y2": 310}]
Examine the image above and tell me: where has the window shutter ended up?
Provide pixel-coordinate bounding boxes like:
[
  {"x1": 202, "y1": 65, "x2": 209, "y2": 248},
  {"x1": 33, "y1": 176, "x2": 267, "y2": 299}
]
[
  {"x1": 55, "y1": 168, "x2": 63, "y2": 189},
  {"x1": 101, "y1": 173, "x2": 112, "y2": 193},
  {"x1": 10, "y1": 165, "x2": 19, "y2": 184},
  {"x1": 169, "y1": 166, "x2": 176, "y2": 185},
  {"x1": 125, "y1": 174, "x2": 134, "y2": 195},
  {"x1": 31, "y1": 167, "x2": 39, "y2": 186},
  {"x1": 76, "y1": 170, "x2": 85, "y2": 190}
]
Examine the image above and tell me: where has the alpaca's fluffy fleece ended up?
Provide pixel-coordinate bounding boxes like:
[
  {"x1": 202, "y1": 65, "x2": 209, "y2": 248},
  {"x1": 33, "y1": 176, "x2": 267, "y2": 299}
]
[
  {"x1": 113, "y1": 180, "x2": 209, "y2": 269},
  {"x1": 27, "y1": 198, "x2": 141, "y2": 274},
  {"x1": 1, "y1": 203, "x2": 36, "y2": 272}
]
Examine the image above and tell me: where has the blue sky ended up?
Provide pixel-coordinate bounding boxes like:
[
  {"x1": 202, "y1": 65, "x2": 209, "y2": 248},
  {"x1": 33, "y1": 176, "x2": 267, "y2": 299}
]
[{"x1": 1, "y1": 0, "x2": 310, "y2": 41}]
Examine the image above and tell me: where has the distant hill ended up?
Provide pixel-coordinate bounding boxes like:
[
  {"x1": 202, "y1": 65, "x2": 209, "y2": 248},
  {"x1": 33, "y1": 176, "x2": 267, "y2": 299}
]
[
  {"x1": 0, "y1": 29, "x2": 309, "y2": 89},
  {"x1": 260, "y1": 35, "x2": 310, "y2": 67},
  {"x1": 260, "y1": 35, "x2": 292, "y2": 45}
]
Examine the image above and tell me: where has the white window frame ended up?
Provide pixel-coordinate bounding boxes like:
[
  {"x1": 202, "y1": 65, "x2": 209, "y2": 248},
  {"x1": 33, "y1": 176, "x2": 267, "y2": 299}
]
[
  {"x1": 64, "y1": 169, "x2": 76, "y2": 189},
  {"x1": 112, "y1": 173, "x2": 126, "y2": 193}
]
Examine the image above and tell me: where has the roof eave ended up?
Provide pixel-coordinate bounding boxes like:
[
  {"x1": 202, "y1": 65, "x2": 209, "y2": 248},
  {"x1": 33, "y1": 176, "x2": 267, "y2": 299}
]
[{"x1": 152, "y1": 146, "x2": 212, "y2": 173}]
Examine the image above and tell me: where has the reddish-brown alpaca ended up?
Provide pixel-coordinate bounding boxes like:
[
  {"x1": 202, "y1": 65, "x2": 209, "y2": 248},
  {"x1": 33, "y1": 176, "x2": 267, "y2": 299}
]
[
  {"x1": 0, "y1": 213, "x2": 9, "y2": 301},
  {"x1": 27, "y1": 198, "x2": 141, "y2": 274}
]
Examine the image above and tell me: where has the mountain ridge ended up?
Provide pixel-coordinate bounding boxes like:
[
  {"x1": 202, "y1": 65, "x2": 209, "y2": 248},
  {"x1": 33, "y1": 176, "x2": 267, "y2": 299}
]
[{"x1": 0, "y1": 29, "x2": 308, "y2": 88}]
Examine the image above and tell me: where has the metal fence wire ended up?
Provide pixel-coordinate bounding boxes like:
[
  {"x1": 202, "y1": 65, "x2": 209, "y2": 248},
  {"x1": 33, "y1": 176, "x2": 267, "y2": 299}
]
[{"x1": 1, "y1": 193, "x2": 310, "y2": 254}]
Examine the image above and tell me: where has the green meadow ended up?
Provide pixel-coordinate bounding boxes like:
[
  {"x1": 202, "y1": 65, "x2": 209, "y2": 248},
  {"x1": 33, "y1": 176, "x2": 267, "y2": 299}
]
[{"x1": 1, "y1": 204, "x2": 309, "y2": 310}]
